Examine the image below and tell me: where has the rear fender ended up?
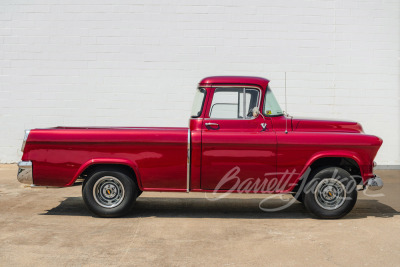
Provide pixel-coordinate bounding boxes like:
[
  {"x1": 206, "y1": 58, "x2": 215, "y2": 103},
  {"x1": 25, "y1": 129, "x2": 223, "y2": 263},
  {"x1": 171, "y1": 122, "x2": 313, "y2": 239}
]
[{"x1": 67, "y1": 158, "x2": 143, "y2": 190}]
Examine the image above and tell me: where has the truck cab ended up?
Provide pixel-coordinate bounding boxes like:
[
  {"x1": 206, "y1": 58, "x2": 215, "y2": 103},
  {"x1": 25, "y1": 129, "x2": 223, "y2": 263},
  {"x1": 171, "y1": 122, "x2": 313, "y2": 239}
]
[{"x1": 189, "y1": 76, "x2": 281, "y2": 191}]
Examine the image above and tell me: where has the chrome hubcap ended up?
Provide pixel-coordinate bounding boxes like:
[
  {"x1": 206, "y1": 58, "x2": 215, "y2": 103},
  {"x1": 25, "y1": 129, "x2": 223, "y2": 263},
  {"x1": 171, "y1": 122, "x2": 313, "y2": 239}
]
[
  {"x1": 93, "y1": 176, "x2": 125, "y2": 208},
  {"x1": 315, "y1": 178, "x2": 346, "y2": 210}
]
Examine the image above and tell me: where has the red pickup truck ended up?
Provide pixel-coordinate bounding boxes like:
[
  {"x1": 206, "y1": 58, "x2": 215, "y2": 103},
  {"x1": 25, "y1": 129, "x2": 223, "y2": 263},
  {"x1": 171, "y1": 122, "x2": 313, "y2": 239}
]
[{"x1": 17, "y1": 76, "x2": 383, "y2": 219}]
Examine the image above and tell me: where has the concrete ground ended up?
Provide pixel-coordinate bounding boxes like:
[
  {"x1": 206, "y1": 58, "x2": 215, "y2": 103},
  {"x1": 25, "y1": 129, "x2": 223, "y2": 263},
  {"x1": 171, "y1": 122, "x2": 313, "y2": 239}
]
[{"x1": 0, "y1": 164, "x2": 399, "y2": 266}]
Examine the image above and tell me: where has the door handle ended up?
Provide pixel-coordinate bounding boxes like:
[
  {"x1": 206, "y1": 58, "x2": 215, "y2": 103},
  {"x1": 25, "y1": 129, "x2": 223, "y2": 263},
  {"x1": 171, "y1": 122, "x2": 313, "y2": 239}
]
[{"x1": 205, "y1": 122, "x2": 220, "y2": 130}]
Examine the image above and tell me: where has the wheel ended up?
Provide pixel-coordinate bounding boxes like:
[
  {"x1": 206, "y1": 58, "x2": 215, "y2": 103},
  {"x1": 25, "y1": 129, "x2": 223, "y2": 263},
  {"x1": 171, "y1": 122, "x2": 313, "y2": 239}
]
[
  {"x1": 291, "y1": 192, "x2": 304, "y2": 203},
  {"x1": 82, "y1": 170, "x2": 138, "y2": 218},
  {"x1": 303, "y1": 167, "x2": 357, "y2": 219}
]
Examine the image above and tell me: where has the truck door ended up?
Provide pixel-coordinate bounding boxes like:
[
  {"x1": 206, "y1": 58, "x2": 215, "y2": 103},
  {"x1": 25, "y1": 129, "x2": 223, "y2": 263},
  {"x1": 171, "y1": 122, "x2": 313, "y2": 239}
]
[{"x1": 201, "y1": 87, "x2": 277, "y2": 191}]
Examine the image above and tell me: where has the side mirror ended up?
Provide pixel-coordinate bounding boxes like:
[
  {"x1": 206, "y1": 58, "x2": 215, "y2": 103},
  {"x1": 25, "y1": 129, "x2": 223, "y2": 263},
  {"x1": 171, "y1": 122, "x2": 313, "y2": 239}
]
[{"x1": 252, "y1": 107, "x2": 260, "y2": 117}]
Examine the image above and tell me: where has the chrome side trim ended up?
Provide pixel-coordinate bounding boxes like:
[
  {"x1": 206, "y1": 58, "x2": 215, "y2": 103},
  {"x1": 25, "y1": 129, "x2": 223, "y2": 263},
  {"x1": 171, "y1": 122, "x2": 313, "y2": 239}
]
[
  {"x1": 17, "y1": 161, "x2": 33, "y2": 185},
  {"x1": 187, "y1": 129, "x2": 191, "y2": 192}
]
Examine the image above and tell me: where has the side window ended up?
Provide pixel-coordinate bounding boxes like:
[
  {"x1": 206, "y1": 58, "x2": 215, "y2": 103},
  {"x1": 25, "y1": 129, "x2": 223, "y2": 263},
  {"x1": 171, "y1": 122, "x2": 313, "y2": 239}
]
[{"x1": 209, "y1": 88, "x2": 259, "y2": 119}]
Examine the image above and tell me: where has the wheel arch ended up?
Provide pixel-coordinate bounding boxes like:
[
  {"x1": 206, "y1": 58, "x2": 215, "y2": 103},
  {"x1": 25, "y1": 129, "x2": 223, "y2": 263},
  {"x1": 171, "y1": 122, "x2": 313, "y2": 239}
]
[
  {"x1": 290, "y1": 152, "x2": 364, "y2": 192},
  {"x1": 67, "y1": 158, "x2": 143, "y2": 190}
]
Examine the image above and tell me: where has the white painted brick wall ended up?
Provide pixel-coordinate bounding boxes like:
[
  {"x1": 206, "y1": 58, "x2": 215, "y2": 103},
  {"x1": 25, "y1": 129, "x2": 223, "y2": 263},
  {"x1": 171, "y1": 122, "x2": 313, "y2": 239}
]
[{"x1": 0, "y1": 0, "x2": 399, "y2": 165}]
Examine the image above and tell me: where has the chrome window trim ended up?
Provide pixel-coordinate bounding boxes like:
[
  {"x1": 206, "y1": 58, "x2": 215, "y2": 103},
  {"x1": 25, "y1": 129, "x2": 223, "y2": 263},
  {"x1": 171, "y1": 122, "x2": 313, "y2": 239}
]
[
  {"x1": 187, "y1": 129, "x2": 191, "y2": 192},
  {"x1": 262, "y1": 85, "x2": 284, "y2": 117},
  {"x1": 190, "y1": 87, "x2": 207, "y2": 118},
  {"x1": 208, "y1": 87, "x2": 261, "y2": 120}
]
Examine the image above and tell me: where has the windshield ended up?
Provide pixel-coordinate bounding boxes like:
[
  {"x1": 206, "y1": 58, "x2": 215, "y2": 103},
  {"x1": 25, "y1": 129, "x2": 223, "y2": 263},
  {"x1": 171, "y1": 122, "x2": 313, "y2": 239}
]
[
  {"x1": 191, "y1": 88, "x2": 206, "y2": 118},
  {"x1": 263, "y1": 86, "x2": 283, "y2": 116}
]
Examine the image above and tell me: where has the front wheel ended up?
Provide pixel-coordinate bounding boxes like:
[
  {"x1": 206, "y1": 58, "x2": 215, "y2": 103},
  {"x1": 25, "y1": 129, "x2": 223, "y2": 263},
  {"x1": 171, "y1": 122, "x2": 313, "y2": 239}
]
[
  {"x1": 82, "y1": 170, "x2": 138, "y2": 217},
  {"x1": 303, "y1": 167, "x2": 357, "y2": 219}
]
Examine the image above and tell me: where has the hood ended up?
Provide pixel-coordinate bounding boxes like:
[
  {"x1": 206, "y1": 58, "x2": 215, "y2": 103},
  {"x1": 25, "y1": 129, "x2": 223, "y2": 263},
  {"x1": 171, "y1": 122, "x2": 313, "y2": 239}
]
[{"x1": 292, "y1": 117, "x2": 364, "y2": 133}]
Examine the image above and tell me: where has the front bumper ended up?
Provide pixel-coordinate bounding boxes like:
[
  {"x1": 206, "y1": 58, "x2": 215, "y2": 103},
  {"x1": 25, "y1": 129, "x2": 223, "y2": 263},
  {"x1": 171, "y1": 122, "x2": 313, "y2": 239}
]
[
  {"x1": 17, "y1": 161, "x2": 33, "y2": 185},
  {"x1": 366, "y1": 175, "x2": 383, "y2": 191}
]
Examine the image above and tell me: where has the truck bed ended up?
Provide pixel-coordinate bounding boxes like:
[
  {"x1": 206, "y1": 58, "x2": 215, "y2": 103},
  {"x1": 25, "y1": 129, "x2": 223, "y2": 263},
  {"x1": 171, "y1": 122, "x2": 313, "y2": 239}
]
[{"x1": 22, "y1": 127, "x2": 189, "y2": 189}]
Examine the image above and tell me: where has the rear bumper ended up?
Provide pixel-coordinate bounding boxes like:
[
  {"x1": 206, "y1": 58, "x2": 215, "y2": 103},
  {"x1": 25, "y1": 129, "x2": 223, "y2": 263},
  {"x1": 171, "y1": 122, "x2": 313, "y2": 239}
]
[
  {"x1": 366, "y1": 175, "x2": 383, "y2": 191},
  {"x1": 17, "y1": 161, "x2": 33, "y2": 185}
]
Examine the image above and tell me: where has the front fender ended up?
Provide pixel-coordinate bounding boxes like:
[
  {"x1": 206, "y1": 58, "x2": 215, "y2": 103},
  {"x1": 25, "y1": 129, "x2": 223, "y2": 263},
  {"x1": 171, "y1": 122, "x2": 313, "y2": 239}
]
[{"x1": 280, "y1": 151, "x2": 365, "y2": 193}]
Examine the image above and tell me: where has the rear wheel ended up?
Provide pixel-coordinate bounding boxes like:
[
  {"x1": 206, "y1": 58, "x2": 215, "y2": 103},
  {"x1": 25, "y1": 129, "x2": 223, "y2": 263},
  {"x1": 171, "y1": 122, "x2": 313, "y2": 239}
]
[
  {"x1": 303, "y1": 167, "x2": 357, "y2": 219},
  {"x1": 82, "y1": 170, "x2": 138, "y2": 217}
]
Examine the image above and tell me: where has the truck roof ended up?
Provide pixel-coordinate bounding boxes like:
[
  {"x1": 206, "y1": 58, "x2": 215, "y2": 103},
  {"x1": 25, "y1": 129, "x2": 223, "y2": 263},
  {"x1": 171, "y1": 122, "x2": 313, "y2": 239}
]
[{"x1": 199, "y1": 76, "x2": 270, "y2": 88}]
